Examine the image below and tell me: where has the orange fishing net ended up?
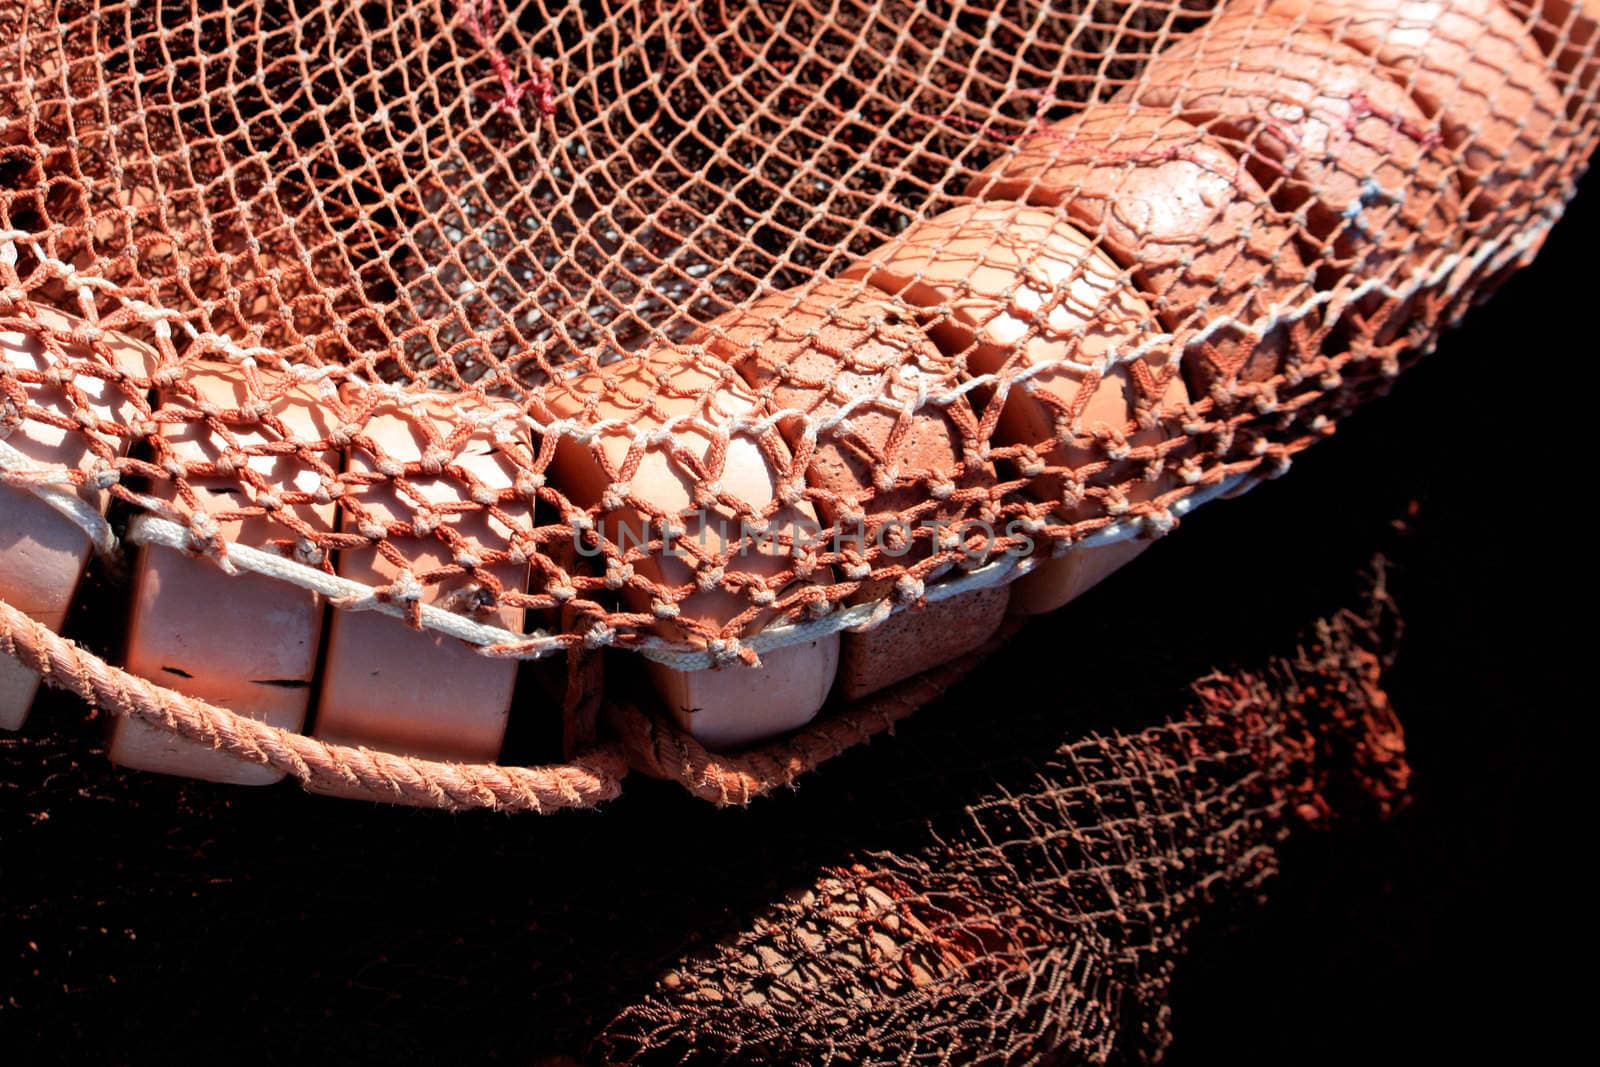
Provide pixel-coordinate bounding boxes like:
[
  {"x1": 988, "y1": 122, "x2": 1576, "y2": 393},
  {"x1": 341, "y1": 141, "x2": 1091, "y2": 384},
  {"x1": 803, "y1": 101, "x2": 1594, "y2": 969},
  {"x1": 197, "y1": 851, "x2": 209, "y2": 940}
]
[
  {"x1": 589, "y1": 585, "x2": 1410, "y2": 1064},
  {"x1": 0, "y1": 1, "x2": 1593, "y2": 809}
]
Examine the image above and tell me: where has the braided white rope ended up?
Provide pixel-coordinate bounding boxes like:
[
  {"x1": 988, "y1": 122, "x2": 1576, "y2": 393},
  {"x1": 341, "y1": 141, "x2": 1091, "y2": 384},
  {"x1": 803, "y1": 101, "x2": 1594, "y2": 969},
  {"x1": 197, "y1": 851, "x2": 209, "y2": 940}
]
[
  {"x1": 0, "y1": 438, "x2": 119, "y2": 555},
  {"x1": 119, "y1": 513, "x2": 565, "y2": 658}
]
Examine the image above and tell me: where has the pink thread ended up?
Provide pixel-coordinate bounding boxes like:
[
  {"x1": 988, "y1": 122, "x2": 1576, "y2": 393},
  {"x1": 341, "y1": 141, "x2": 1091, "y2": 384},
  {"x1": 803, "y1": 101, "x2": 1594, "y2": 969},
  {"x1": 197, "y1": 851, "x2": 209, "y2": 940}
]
[
  {"x1": 1347, "y1": 92, "x2": 1444, "y2": 150},
  {"x1": 460, "y1": 0, "x2": 558, "y2": 119}
]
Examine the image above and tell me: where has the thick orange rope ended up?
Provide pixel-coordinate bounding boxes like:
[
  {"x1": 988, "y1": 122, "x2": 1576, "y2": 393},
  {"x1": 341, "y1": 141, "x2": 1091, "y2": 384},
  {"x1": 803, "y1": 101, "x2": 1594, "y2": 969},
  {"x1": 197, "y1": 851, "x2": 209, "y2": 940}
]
[{"x1": 0, "y1": 596, "x2": 627, "y2": 811}]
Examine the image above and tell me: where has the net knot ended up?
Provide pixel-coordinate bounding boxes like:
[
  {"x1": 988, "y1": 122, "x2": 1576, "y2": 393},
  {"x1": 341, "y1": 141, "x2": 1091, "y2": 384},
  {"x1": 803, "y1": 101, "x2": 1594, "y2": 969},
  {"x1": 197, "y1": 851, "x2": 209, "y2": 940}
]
[
  {"x1": 893, "y1": 575, "x2": 926, "y2": 603},
  {"x1": 935, "y1": 522, "x2": 965, "y2": 554},
  {"x1": 68, "y1": 398, "x2": 102, "y2": 428},
  {"x1": 1056, "y1": 478, "x2": 1085, "y2": 511},
  {"x1": 602, "y1": 558, "x2": 633, "y2": 590},
  {"x1": 703, "y1": 636, "x2": 751, "y2": 669},
  {"x1": 376, "y1": 569, "x2": 425, "y2": 626},
  {"x1": 419, "y1": 445, "x2": 451, "y2": 475},
  {"x1": 181, "y1": 512, "x2": 239, "y2": 576},
  {"x1": 1014, "y1": 514, "x2": 1046, "y2": 536},
  {"x1": 792, "y1": 552, "x2": 818, "y2": 582},
  {"x1": 777, "y1": 480, "x2": 805, "y2": 507},
  {"x1": 291, "y1": 536, "x2": 322, "y2": 567},
  {"x1": 506, "y1": 533, "x2": 537, "y2": 565},
  {"x1": 695, "y1": 565, "x2": 725, "y2": 594},
  {"x1": 88, "y1": 462, "x2": 121, "y2": 491},
  {"x1": 213, "y1": 448, "x2": 249, "y2": 478}
]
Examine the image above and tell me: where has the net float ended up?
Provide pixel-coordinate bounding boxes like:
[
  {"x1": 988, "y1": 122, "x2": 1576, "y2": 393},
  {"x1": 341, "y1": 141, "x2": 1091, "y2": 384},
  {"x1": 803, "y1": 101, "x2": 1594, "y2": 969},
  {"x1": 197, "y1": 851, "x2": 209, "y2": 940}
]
[
  {"x1": 108, "y1": 366, "x2": 340, "y2": 784},
  {"x1": 965, "y1": 105, "x2": 1311, "y2": 397},
  {"x1": 699, "y1": 279, "x2": 1010, "y2": 701},
  {"x1": 538, "y1": 350, "x2": 839, "y2": 749},
  {"x1": 842, "y1": 203, "x2": 1189, "y2": 615},
  {"x1": 1, "y1": 303, "x2": 152, "y2": 730},
  {"x1": 307, "y1": 387, "x2": 534, "y2": 785},
  {"x1": 1121, "y1": 12, "x2": 1466, "y2": 345},
  {"x1": 1236, "y1": 0, "x2": 1568, "y2": 299}
]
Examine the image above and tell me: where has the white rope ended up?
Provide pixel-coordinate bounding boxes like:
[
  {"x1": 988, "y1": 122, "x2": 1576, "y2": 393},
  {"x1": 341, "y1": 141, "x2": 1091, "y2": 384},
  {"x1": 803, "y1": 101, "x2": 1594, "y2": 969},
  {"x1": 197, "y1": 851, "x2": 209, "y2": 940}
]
[
  {"x1": 120, "y1": 513, "x2": 569, "y2": 659},
  {"x1": 0, "y1": 438, "x2": 119, "y2": 556}
]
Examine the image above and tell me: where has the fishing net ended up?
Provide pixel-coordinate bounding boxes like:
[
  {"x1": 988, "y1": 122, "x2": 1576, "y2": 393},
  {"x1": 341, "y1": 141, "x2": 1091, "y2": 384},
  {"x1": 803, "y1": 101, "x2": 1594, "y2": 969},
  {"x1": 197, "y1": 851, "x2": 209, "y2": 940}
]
[
  {"x1": 587, "y1": 579, "x2": 1410, "y2": 1065},
  {"x1": 0, "y1": 1, "x2": 1592, "y2": 805},
  {"x1": 0, "y1": 549, "x2": 1414, "y2": 1063}
]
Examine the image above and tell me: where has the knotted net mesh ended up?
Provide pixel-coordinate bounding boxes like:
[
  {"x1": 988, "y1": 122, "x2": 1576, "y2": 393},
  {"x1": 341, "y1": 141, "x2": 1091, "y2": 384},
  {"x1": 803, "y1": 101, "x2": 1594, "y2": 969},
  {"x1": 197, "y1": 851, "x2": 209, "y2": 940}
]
[
  {"x1": 0, "y1": 1, "x2": 1593, "y2": 805},
  {"x1": 588, "y1": 583, "x2": 1409, "y2": 1064}
]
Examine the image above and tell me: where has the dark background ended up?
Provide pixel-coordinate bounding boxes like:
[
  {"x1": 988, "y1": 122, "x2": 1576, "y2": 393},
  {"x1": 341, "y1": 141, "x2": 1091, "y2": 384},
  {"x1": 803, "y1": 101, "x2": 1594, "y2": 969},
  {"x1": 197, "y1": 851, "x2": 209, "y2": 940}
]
[{"x1": 1, "y1": 174, "x2": 1590, "y2": 1066}]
